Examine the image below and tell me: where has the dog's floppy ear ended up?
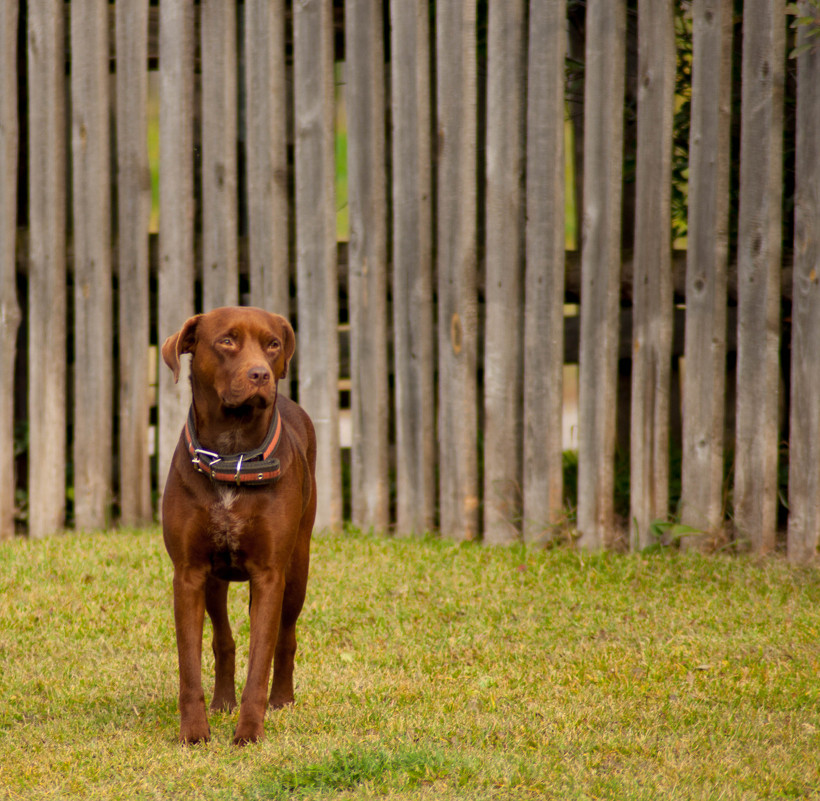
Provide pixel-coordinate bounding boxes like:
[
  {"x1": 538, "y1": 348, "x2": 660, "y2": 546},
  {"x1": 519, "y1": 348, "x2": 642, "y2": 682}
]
[
  {"x1": 271, "y1": 313, "x2": 295, "y2": 380},
  {"x1": 161, "y1": 315, "x2": 201, "y2": 383}
]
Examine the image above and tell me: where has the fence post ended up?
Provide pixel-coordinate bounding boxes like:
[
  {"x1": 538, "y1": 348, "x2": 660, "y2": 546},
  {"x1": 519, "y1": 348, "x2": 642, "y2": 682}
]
[
  {"x1": 436, "y1": 0, "x2": 479, "y2": 541},
  {"x1": 71, "y1": 0, "x2": 113, "y2": 531},
  {"x1": 0, "y1": 2, "x2": 20, "y2": 541},
  {"x1": 483, "y1": 0, "x2": 526, "y2": 546},
  {"x1": 390, "y1": 0, "x2": 436, "y2": 536},
  {"x1": 201, "y1": 0, "x2": 239, "y2": 311},
  {"x1": 734, "y1": 0, "x2": 785, "y2": 554},
  {"x1": 347, "y1": 0, "x2": 390, "y2": 531},
  {"x1": 788, "y1": 5, "x2": 820, "y2": 565},
  {"x1": 576, "y1": 0, "x2": 626, "y2": 550},
  {"x1": 245, "y1": 0, "x2": 290, "y2": 341},
  {"x1": 158, "y1": 0, "x2": 196, "y2": 497},
  {"x1": 116, "y1": 0, "x2": 153, "y2": 527},
  {"x1": 523, "y1": 0, "x2": 566, "y2": 544},
  {"x1": 629, "y1": 0, "x2": 675, "y2": 550},
  {"x1": 294, "y1": 0, "x2": 342, "y2": 530},
  {"x1": 680, "y1": 0, "x2": 733, "y2": 550},
  {"x1": 27, "y1": 0, "x2": 67, "y2": 539}
]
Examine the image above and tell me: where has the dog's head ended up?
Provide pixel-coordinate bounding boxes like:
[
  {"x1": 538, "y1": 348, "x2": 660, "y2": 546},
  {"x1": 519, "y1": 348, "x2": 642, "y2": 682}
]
[{"x1": 161, "y1": 307, "x2": 295, "y2": 410}]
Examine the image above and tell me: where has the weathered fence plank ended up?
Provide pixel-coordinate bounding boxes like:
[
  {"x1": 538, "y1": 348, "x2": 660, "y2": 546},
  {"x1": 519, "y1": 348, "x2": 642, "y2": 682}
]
[
  {"x1": 158, "y1": 0, "x2": 196, "y2": 494},
  {"x1": 483, "y1": 0, "x2": 526, "y2": 546},
  {"x1": 244, "y1": 0, "x2": 289, "y2": 327},
  {"x1": 201, "y1": 0, "x2": 238, "y2": 311},
  {"x1": 576, "y1": 0, "x2": 627, "y2": 550},
  {"x1": 294, "y1": 0, "x2": 342, "y2": 530},
  {"x1": 0, "y1": 2, "x2": 21, "y2": 541},
  {"x1": 680, "y1": 0, "x2": 733, "y2": 550},
  {"x1": 116, "y1": 0, "x2": 153, "y2": 526},
  {"x1": 71, "y1": 0, "x2": 113, "y2": 531},
  {"x1": 629, "y1": 0, "x2": 675, "y2": 550},
  {"x1": 390, "y1": 0, "x2": 436, "y2": 536},
  {"x1": 28, "y1": 0, "x2": 67, "y2": 539},
  {"x1": 788, "y1": 6, "x2": 820, "y2": 565},
  {"x1": 346, "y1": 0, "x2": 390, "y2": 531},
  {"x1": 522, "y1": 0, "x2": 566, "y2": 544},
  {"x1": 734, "y1": 0, "x2": 784, "y2": 553},
  {"x1": 436, "y1": 0, "x2": 479, "y2": 541}
]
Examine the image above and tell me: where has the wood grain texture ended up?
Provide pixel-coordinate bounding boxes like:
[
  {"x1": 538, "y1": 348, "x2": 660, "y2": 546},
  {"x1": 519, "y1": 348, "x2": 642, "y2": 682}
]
[
  {"x1": 0, "y1": 2, "x2": 21, "y2": 540},
  {"x1": 787, "y1": 2, "x2": 820, "y2": 564},
  {"x1": 629, "y1": 0, "x2": 675, "y2": 550},
  {"x1": 680, "y1": 0, "x2": 733, "y2": 550},
  {"x1": 733, "y1": 0, "x2": 784, "y2": 554},
  {"x1": 294, "y1": 0, "x2": 341, "y2": 529},
  {"x1": 27, "y1": 0, "x2": 67, "y2": 538},
  {"x1": 483, "y1": 0, "x2": 526, "y2": 545},
  {"x1": 346, "y1": 0, "x2": 390, "y2": 530},
  {"x1": 576, "y1": 0, "x2": 626, "y2": 550},
  {"x1": 436, "y1": 0, "x2": 479, "y2": 541},
  {"x1": 523, "y1": 0, "x2": 566, "y2": 544},
  {"x1": 390, "y1": 0, "x2": 436, "y2": 536}
]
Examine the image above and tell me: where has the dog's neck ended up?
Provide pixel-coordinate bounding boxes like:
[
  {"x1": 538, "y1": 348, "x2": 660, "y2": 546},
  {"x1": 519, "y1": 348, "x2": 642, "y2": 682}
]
[{"x1": 190, "y1": 389, "x2": 278, "y2": 456}]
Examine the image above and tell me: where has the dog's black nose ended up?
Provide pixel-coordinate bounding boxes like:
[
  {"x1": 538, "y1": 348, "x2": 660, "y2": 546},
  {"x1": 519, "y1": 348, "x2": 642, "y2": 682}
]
[{"x1": 247, "y1": 365, "x2": 271, "y2": 385}]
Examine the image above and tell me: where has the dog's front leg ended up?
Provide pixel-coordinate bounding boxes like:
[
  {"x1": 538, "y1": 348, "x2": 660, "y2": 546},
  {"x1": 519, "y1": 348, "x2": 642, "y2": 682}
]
[
  {"x1": 173, "y1": 566, "x2": 210, "y2": 744},
  {"x1": 233, "y1": 569, "x2": 284, "y2": 745}
]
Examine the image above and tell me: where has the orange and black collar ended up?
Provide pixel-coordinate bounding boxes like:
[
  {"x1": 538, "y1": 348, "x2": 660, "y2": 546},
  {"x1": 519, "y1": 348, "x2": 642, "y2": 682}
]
[{"x1": 184, "y1": 405, "x2": 282, "y2": 485}]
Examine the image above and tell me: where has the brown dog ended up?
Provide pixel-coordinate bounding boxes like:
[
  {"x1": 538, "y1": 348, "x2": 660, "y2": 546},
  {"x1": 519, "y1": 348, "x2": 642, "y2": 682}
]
[{"x1": 161, "y1": 306, "x2": 316, "y2": 745}]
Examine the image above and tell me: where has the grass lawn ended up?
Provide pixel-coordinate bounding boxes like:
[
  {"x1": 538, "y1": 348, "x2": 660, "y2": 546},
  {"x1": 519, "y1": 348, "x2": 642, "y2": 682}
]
[{"x1": 1, "y1": 527, "x2": 820, "y2": 800}]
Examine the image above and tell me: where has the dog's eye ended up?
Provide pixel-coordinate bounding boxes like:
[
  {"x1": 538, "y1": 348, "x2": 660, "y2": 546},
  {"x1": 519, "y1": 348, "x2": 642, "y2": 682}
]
[
  {"x1": 267, "y1": 340, "x2": 280, "y2": 352},
  {"x1": 219, "y1": 337, "x2": 234, "y2": 347}
]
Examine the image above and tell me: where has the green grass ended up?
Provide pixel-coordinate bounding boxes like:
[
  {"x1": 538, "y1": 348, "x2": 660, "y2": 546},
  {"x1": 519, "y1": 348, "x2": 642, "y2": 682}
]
[{"x1": 2, "y1": 528, "x2": 820, "y2": 799}]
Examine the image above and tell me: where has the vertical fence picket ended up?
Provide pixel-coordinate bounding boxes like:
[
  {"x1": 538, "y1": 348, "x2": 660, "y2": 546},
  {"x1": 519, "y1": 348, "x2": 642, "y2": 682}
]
[
  {"x1": 522, "y1": 0, "x2": 566, "y2": 544},
  {"x1": 680, "y1": 0, "x2": 733, "y2": 550},
  {"x1": 483, "y1": 0, "x2": 526, "y2": 545},
  {"x1": 201, "y1": 0, "x2": 238, "y2": 311},
  {"x1": 158, "y1": 0, "x2": 195, "y2": 495},
  {"x1": 390, "y1": 0, "x2": 436, "y2": 536},
  {"x1": 788, "y1": 6, "x2": 820, "y2": 564},
  {"x1": 294, "y1": 0, "x2": 341, "y2": 530},
  {"x1": 27, "y1": 0, "x2": 67, "y2": 539},
  {"x1": 244, "y1": 0, "x2": 289, "y2": 324},
  {"x1": 71, "y1": 0, "x2": 113, "y2": 530},
  {"x1": 734, "y1": 0, "x2": 785, "y2": 553},
  {"x1": 576, "y1": 0, "x2": 627, "y2": 550},
  {"x1": 347, "y1": 0, "x2": 390, "y2": 531},
  {"x1": 436, "y1": 0, "x2": 479, "y2": 541},
  {"x1": 629, "y1": 0, "x2": 675, "y2": 550},
  {"x1": 0, "y1": 2, "x2": 20, "y2": 540},
  {"x1": 116, "y1": 0, "x2": 152, "y2": 526}
]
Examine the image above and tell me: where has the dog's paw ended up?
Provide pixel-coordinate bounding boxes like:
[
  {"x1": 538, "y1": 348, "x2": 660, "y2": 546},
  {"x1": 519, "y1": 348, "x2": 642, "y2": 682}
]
[
  {"x1": 268, "y1": 693, "x2": 295, "y2": 710},
  {"x1": 179, "y1": 722, "x2": 211, "y2": 745},
  {"x1": 210, "y1": 695, "x2": 237, "y2": 713}
]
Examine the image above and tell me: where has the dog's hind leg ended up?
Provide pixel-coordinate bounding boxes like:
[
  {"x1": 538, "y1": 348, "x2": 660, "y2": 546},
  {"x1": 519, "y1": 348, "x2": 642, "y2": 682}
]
[{"x1": 205, "y1": 575, "x2": 237, "y2": 712}]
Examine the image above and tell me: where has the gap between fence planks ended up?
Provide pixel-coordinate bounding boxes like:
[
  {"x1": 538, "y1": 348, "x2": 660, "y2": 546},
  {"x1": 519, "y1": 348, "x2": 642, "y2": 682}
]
[
  {"x1": 116, "y1": 0, "x2": 152, "y2": 527},
  {"x1": 483, "y1": 0, "x2": 526, "y2": 546},
  {"x1": 390, "y1": 0, "x2": 436, "y2": 536},
  {"x1": 733, "y1": 0, "x2": 784, "y2": 554},
  {"x1": 629, "y1": 0, "x2": 675, "y2": 550},
  {"x1": 436, "y1": 0, "x2": 480, "y2": 542},
  {"x1": 201, "y1": 0, "x2": 238, "y2": 311},
  {"x1": 680, "y1": 0, "x2": 733, "y2": 551},
  {"x1": 576, "y1": 0, "x2": 626, "y2": 550},
  {"x1": 346, "y1": 0, "x2": 390, "y2": 531},
  {"x1": 158, "y1": 0, "x2": 195, "y2": 499},
  {"x1": 294, "y1": 0, "x2": 342, "y2": 531},
  {"x1": 787, "y1": 5, "x2": 820, "y2": 565},
  {"x1": 522, "y1": 0, "x2": 566, "y2": 545},
  {"x1": 0, "y1": 3, "x2": 21, "y2": 540},
  {"x1": 71, "y1": 0, "x2": 113, "y2": 531},
  {"x1": 27, "y1": 0, "x2": 67, "y2": 540}
]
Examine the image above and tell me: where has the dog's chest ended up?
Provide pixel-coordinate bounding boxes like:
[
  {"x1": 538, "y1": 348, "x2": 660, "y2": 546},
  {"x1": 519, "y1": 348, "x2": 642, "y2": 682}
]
[{"x1": 206, "y1": 486, "x2": 248, "y2": 550}]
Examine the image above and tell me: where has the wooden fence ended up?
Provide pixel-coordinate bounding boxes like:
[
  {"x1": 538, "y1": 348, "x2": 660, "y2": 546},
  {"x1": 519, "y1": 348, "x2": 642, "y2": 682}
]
[{"x1": 2, "y1": 1, "x2": 818, "y2": 562}]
